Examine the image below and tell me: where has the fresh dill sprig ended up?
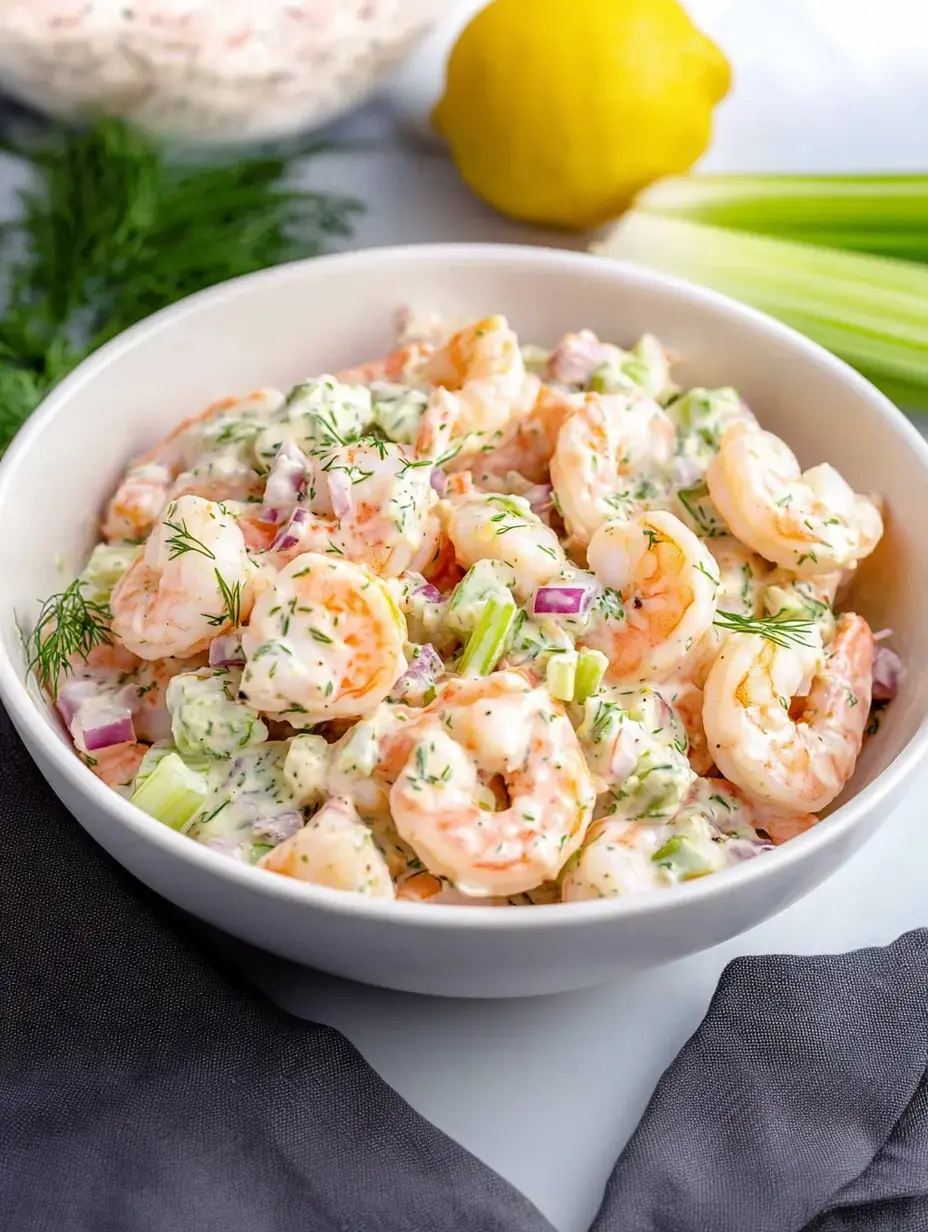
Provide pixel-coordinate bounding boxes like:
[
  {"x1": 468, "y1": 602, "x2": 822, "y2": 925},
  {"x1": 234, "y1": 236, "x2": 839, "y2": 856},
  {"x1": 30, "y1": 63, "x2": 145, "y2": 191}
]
[
  {"x1": 713, "y1": 609, "x2": 817, "y2": 649},
  {"x1": 204, "y1": 570, "x2": 242, "y2": 628},
  {"x1": 0, "y1": 117, "x2": 362, "y2": 455},
  {"x1": 26, "y1": 579, "x2": 112, "y2": 699},
  {"x1": 163, "y1": 518, "x2": 216, "y2": 561}
]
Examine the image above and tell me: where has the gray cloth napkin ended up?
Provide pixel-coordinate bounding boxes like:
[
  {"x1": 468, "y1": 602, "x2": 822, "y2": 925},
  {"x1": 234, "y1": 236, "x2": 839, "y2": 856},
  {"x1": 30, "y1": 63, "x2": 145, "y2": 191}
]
[{"x1": 2, "y1": 701, "x2": 926, "y2": 1232}]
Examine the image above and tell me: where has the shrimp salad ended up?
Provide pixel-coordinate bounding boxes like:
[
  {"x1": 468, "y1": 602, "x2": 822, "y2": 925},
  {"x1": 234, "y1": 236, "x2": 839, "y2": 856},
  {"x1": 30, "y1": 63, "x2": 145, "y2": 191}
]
[{"x1": 26, "y1": 314, "x2": 902, "y2": 905}]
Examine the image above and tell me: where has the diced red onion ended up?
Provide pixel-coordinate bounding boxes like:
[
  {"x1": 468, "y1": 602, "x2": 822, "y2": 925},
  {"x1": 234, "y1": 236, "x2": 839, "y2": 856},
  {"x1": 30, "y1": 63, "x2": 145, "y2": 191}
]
[
  {"x1": 56, "y1": 679, "x2": 102, "y2": 726},
  {"x1": 413, "y1": 581, "x2": 443, "y2": 603},
  {"x1": 872, "y1": 644, "x2": 903, "y2": 702},
  {"x1": 669, "y1": 456, "x2": 705, "y2": 489},
  {"x1": 532, "y1": 585, "x2": 594, "y2": 616},
  {"x1": 271, "y1": 506, "x2": 309, "y2": 553},
  {"x1": 545, "y1": 330, "x2": 612, "y2": 386},
  {"x1": 209, "y1": 632, "x2": 245, "y2": 668},
  {"x1": 726, "y1": 837, "x2": 775, "y2": 862},
  {"x1": 430, "y1": 468, "x2": 448, "y2": 496},
  {"x1": 327, "y1": 467, "x2": 353, "y2": 520},
  {"x1": 523, "y1": 483, "x2": 553, "y2": 517},
  {"x1": 609, "y1": 726, "x2": 640, "y2": 782},
  {"x1": 252, "y1": 812, "x2": 304, "y2": 844},
  {"x1": 206, "y1": 838, "x2": 246, "y2": 860},
  {"x1": 77, "y1": 710, "x2": 136, "y2": 751},
  {"x1": 260, "y1": 441, "x2": 308, "y2": 523},
  {"x1": 390, "y1": 643, "x2": 444, "y2": 702}
]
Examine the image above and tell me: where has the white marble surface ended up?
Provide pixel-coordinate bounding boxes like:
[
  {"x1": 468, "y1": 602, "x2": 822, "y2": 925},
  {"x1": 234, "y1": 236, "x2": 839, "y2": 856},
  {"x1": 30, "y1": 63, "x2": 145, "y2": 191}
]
[{"x1": 227, "y1": 9, "x2": 927, "y2": 1228}]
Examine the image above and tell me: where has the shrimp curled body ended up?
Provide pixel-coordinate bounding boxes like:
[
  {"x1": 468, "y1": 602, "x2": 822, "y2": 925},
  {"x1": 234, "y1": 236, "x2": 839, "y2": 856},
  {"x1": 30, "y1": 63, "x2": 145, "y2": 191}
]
[
  {"x1": 111, "y1": 495, "x2": 252, "y2": 660},
  {"x1": 580, "y1": 511, "x2": 720, "y2": 683},
  {"x1": 386, "y1": 672, "x2": 595, "y2": 897},
  {"x1": 241, "y1": 553, "x2": 407, "y2": 726},
  {"x1": 703, "y1": 612, "x2": 874, "y2": 813},
  {"x1": 707, "y1": 424, "x2": 882, "y2": 575}
]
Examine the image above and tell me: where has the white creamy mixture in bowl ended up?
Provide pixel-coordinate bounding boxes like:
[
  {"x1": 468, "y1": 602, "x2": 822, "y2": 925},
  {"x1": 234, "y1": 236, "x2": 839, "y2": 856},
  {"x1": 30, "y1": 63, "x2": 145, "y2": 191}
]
[
  {"x1": 0, "y1": 1, "x2": 447, "y2": 141},
  {"x1": 1, "y1": 246, "x2": 925, "y2": 996}
]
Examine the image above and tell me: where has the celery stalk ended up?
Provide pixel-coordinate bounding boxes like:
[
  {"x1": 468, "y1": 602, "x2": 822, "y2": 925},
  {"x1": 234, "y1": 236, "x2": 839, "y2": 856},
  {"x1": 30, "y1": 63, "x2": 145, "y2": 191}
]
[
  {"x1": 574, "y1": 649, "x2": 608, "y2": 703},
  {"x1": 638, "y1": 175, "x2": 928, "y2": 262},
  {"x1": 130, "y1": 752, "x2": 208, "y2": 830},
  {"x1": 546, "y1": 651, "x2": 578, "y2": 701},
  {"x1": 596, "y1": 212, "x2": 928, "y2": 409},
  {"x1": 458, "y1": 596, "x2": 516, "y2": 676}
]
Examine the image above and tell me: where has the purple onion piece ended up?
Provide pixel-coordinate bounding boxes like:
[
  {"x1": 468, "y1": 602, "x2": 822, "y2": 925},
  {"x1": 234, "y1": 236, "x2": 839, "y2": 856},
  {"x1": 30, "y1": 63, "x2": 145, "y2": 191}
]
[
  {"x1": 56, "y1": 679, "x2": 102, "y2": 726},
  {"x1": 414, "y1": 581, "x2": 443, "y2": 603},
  {"x1": 390, "y1": 643, "x2": 444, "y2": 702},
  {"x1": 327, "y1": 467, "x2": 353, "y2": 519},
  {"x1": 209, "y1": 632, "x2": 246, "y2": 668},
  {"x1": 271, "y1": 506, "x2": 309, "y2": 553},
  {"x1": 205, "y1": 838, "x2": 246, "y2": 860},
  {"x1": 79, "y1": 711, "x2": 137, "y2": 751},
  {"x1": 872, "y1": 644, "x2": 903, "y2": 702},
  {"x1": 726, "y1": 838, "x2": 775, "y2": 862},
  {"x1": 430, "y1": 468, "x2": 448, "y2": 497},
  {"x1": 532, "y1": 585, "x2": 594, "y2": 616},
  {"x1": 523, "y1": 483, "x2": 553, "y2": 517},
  {"x1": 260, "y1": 441, "x2": 309, "y2": 524},
  {"x1": 545, "y1": 330, "x2": 612, "y2": 386},
  {"x1": 252, "y1": 812, "x2": 304, "y2": 844}
]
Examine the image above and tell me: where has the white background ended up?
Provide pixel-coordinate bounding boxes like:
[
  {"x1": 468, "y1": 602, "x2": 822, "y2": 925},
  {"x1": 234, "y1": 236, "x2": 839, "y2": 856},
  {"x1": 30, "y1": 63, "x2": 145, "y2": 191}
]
[{"x1": 227, "y1": 6, "x2": 928, "y2": 1230}]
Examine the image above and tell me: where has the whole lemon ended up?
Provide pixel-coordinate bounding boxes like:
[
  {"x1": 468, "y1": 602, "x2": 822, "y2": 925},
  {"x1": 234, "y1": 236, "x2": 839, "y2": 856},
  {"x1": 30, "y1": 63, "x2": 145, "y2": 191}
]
[{"x1": 433, "y1": 0, "x2": 731, "y2": 229}]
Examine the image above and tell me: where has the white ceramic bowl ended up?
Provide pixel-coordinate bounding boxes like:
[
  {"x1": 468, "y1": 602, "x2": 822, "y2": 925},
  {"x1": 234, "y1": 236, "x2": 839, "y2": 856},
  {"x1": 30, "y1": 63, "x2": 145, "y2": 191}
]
[{"x1": 2, "y1": 245, "x2": 927, "y2": 998}]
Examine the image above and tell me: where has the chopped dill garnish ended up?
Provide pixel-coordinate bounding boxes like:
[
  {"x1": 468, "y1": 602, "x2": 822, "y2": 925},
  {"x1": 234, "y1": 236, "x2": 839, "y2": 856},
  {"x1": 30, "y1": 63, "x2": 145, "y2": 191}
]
[
  {"x1": 26, "y1": 579, "x2": 112, "y2": 698},
  {"x1": 713, "y1": 609, "x2": 817, "y2": 649},
  {"x1": 163, "y1": 518, "x2": 216, "y2": 560}
]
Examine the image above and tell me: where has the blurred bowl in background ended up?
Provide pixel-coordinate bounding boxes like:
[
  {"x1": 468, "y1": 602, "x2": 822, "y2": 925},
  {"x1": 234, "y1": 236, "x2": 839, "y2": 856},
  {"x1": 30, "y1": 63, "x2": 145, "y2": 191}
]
[{"x1": 0, "y1": 1, "x2": 451, "y2": 143}]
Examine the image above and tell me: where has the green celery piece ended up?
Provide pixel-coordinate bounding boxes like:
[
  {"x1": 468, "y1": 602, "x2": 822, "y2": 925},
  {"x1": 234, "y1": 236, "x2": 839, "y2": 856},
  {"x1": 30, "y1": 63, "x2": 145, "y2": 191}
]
[
  {"x1": 651, "y1": 833, "x2": 716, "y2": 879},
  {"x1": 638, "y1": 174, "x2": 928, "y2": 262},
  {"x1": 459, "y1": 596, "x2": 516, "y2": 676},
  {"x1": 597, "y1": 212, "x2": 928, "y2": 410},
  {"x1": 546, "y1": 651, "x2": 578, "y2": 701},
  {"x1": 573, "y1": 649, "x2": 608, "y2": 703},
  {"x1": 130, "y1": 752, "x2": 208, "y2": 831}
]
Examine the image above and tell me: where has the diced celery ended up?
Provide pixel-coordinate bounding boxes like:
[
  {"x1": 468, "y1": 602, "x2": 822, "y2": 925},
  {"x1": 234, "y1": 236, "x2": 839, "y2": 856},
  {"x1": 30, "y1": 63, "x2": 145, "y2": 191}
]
[
  {"x1": 574, "y1": 649, "x2": 608, "y2": 703},
  {"x1": 546, "y1": 650, "x2": 578, "y2": 701},
  {"x1": 651, "y1": 833, "x2": 716, "y2": 879},
  {"x1": 129, "y1": 752, "x2": 208, "y2": 831},
  {"x1": 459, "y1": 595, "x2": 516, "y2": 676}
]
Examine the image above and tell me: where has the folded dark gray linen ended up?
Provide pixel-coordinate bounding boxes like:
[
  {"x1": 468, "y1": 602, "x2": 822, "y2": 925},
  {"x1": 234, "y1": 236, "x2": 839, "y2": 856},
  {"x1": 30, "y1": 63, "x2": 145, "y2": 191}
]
[{"x1": 2, "y1": 701, "x2": 926, "y2": 1232}]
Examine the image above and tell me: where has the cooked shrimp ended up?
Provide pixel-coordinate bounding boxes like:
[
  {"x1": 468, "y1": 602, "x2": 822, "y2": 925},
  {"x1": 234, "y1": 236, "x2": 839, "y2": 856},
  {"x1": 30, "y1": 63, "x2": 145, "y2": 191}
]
[
  {"x1": 396, "y1": 869, "x2": 561, "y2": 906},
  {"x1": 443, "y1": 491, "x2": 566, "y2": 600},
  {"x1": 265, "y1": 441, "x2": 439, "y2": 579},
  {"x1": 709, "y1": 537, "x2": 771, "y2": 617},
  {"x1": 132, "y1": 654, "x2": 210, "y2": 743},
  {"x1": 550, "y1": 391, "x2": 675, "y2": 547},
  {"x1": 703, "y1": 612, "x2": 874, "y2": 812},
  {"x1": 580, "y1": 511, "x2": 720, "y2": 683},
  {"x1": 102, "y1": 462, "x2": 173, "y2": 543},
  {"x1": 466, "y1": 384, "x2": 576, "y2": 486},
  {"x1": 664, "y1": 678, "x2": 714, "y2": 775},
  {"x1": 336, "y1": 342, "x2": 434, "y2": 386},
  {"x1": 110, "y1": 496, "x2": 253, "y2": 660},
  {"x1": 684, "y1": 775, "x2": 818, "y2": 847},
  {"x1": 707, "y1": 424, "x2": 883, "y2": 575},
  {"x1": 102, "y1": 389, "x2": 282, "y2": 543},
  {"x1": 88, "y1": 742, "x2": 147, "y2": 792},
  {"x1": 259, "y1": 797, "x2": 394, "y2": 898},
  {"x1": 240, "y1": 553, "x2": 407, "y2": 726},
  {"x1": 560, "y1": 817, "x2": 673, "y2": 901},
  {"x1": 385, "y1": 672, "x2": 595, "y2": 896},
  {"x1": 424, "y1": 315, "x2": 540, "y2": 461}
]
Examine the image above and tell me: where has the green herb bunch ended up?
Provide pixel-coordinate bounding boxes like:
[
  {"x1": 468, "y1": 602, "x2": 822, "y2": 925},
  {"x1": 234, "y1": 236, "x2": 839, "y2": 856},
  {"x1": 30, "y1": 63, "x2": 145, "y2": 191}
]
[{"x1": 0, "y1": 117, "x2": 361, "y2": 453}]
